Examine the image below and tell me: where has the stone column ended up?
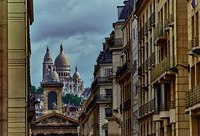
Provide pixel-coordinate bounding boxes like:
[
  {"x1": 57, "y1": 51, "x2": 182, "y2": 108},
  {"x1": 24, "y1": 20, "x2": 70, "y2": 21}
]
[
  {"x1": 154, "y1": 88, "x2": 159, "y2": 113},
  {"x1": 161, "y1": 84, "x2": 167, "y2": 110}
]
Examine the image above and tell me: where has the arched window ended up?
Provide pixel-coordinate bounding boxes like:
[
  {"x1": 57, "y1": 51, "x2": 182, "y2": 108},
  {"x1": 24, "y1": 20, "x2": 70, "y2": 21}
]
[{"x1": 48, "y1": 91, "x2": 57, "y2": 110}]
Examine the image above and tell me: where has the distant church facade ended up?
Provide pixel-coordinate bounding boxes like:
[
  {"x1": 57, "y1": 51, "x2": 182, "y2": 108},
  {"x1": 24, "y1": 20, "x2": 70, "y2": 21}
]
[{"x1": 41, "y1": 44, "x2": 84, "y2": 97}]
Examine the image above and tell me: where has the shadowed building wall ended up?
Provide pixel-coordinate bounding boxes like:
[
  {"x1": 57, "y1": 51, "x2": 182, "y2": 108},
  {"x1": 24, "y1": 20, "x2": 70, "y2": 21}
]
[{"x1": 0, "y1": 0, "x2": 34, "y2": 135}]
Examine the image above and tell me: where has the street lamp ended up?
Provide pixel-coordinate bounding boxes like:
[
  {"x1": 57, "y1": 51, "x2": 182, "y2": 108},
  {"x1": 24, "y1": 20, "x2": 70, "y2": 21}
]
[{"x1": 169, "y1": 64, "x2": 190, "y2": 73}]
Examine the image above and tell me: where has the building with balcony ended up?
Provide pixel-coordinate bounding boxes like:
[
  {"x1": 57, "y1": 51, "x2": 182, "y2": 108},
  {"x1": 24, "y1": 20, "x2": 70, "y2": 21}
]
[
  {"x1": 132, "y1": 11, "x2": 139, "y2": 136},
  {"x1": 105, "y1": 6, "x2": 125, "y2": 136},
  {"x1": 135, "y1": 1, "x2": 157, "y2": 135},
  {"x1": 79, "y1": 35, "x2": 113, "y2": 136},
  {"x1": 0, "y1": 0, "x2": 34, "y2": 135},
  {"x1": 136, "y1": 0, "x2": 189, "y2": 135},
  {"x1": 115, "y1": 0, "x2": 134, "y2": 135},
  {"x1": 186, "y1": 0, "x2": 200, "y2": 135}
]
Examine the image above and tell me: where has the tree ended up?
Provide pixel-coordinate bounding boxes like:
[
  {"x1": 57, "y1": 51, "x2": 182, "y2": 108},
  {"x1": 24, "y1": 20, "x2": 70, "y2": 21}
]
[
  {"x1": 36, "y1": 87, "x2": 43, "y2": 94},
  {"x1": 62, "y1": 94, "x2": 82, "y2": 106},
  {"x1": 30, "y1": 85, "x2": 37, "y2": 95}
]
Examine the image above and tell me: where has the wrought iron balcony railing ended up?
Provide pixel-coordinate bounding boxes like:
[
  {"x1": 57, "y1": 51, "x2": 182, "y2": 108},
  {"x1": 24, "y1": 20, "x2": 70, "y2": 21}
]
[
  {"x1": 85, "y1": 94, "x2": 112, "y2": 113},
  {"x1": 139, "y1": 99, "x2": 154, "y2": 117},
  {"x1": 116, "y1": 60, "x2": 132, "y2": 80},
  {"x1": 109, "y1": 38, "x2": 123, "y2": 48},
  {"x1": 151, "y1": 56, "x2": 175, "y2": 82},
  {"x1": 154, "y1": 22, "x2": 167, "y2": 44},
  {"x1": 148, "y1": 52, "x2": 155, "y2": 69},
  {"x1": 186, "y1": 84, "x2": 200, "y2": 108},
  {"x1": 165, "y1": 13, "x2": 174, "y2": 27},
  {"x1": 150, "y1": 12, "x2": 155, "y2": 27},
  {"x1": 148, "y1": 12, "x2": 155, "y2": 29},
  {"x1": 96, "y1": 94, "x2": 112, "y2": 102},
  {"x1": 144, "y1": 59, "x2": 148, "y2": 72},
  {"x1": 155, "y1": 100, "x2": 175, "y2": 114},
  {"x1": 144, "y1": 22, "x2": 148, "y2": 34},
  {"x1": 92, "y1": 77, "x2": 111, "y2": 89},
  {"x1": 188, "y1": 36, "x2": 199, "y2": 50}
]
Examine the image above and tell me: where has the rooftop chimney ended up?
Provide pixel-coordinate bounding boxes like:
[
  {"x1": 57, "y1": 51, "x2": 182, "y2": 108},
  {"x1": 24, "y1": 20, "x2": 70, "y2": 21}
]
[{"x1": 117, "y1": 6, "x2": 124, "y2": 20}]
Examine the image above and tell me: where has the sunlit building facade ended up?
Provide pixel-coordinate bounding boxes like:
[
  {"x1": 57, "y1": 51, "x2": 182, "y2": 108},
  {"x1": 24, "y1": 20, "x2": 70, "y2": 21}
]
[
  {"x1": 136, "y1": 0, "x2": 189, "y2": 135},
  {"x1": 116, "y1": 0, "x2": 134, "y2": 135},
  {"x1": 186, "y1": 0, "x2": 200, "y2": 135}
]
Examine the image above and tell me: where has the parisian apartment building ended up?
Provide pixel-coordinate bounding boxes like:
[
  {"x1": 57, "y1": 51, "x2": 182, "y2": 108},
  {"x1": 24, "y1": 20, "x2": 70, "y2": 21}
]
[
  {"x1": 0, "y1": 0, "x2": 34, "y2": 136},
  {"x1": 79, "y1": 0, "x2": 200, "y2": 136}
]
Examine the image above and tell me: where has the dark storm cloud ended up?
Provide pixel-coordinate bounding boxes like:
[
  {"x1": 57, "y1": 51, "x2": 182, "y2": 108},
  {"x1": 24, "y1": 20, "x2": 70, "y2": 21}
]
[
  {"x1": 30, "y1": 0, "x2": 122, "y2": 87},
  {"x1": 31, "y1": 0, "x2": 121, "y2": 42}
]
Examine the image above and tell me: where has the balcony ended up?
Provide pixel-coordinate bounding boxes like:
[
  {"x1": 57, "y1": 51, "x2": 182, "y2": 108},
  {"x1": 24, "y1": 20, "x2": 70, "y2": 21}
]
[
  {"x1": 151, "y1": 56, "x2": 175, "y2": 83},
  {"x1": 144, "y1": 59, "x2": 148, "y2": 72},
  {"x1": 148, "y1": 53, "x2": 155, "y2": 70},
  {"x1": 188, "y1": 36, "x2": 200, "y2": 57},
  {"x1": 109, "y1": 38, "x2": 123, "y2": 48},
  {"x1": 85, "y1": 94, "x2": 112, "y2": 113},
  {"x1": 153, "y1": 100, "x2": 175, "y2": 121},
  {"x1": 148, "y1": 12, "x2": 155, "y2": 30},
  {"x1": 92, "y1": 77, "x2": 111, "y2": 89},
  {"x1": 116, "y1": 60, "x2": 132, "y2": 82},
  {"x1": 144, "y1": 22, "x2": 148, "y2": 34},
  {"x1": 154, "y1": 22, "x2": 167, "y2": 45},
  {"x1": 96, "y1": 94, "x2": 112, "y2": 103},
  {"x1": 186, "y1": 84, "x2": 200, "y2": 108},
  {"x1": 164, "y1": 13, "x2": 174, "y2": 30},
  {"x1": 139, "y1": 99, "x2": 154, "y2": 117}
]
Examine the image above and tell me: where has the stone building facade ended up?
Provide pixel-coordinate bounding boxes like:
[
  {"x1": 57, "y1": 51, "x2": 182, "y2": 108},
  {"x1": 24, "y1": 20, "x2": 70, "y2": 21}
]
[
  {"x1": 42, "y1": 45, "x2": 84, "y2": 97},
  {"x1": 136, "y1": 0, "x2": 189, "y2": 135},
  {"x1": 79, "y1": 34, "x2": 113, "y2": 136},
  {"x1": 0, "y1": 0, "x2": 34, "y2": 135},
  {"x1": 186, "y1": 0, "x2": 200, "y2": 135}
]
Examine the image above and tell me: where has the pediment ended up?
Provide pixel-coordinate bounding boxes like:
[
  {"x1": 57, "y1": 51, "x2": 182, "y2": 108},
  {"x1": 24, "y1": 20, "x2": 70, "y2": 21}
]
[{"x1": 35, "y1": 112, "x2": 79, "y2": 126}]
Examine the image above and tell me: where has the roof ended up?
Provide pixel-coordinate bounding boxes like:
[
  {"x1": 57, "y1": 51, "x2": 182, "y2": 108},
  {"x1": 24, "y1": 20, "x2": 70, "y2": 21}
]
[
  {"x1": 43, "y1": 46, "x2": 53, "y2": 63},
  {"x1": 119, "y1": 0, "x2": 134, "y2": 21},
  {"x1": 54, "y1": 44, "x2": 70, "y2": 67},
  {"x1": 35, "y1": 112, "x2": 79, "y2": 124}
]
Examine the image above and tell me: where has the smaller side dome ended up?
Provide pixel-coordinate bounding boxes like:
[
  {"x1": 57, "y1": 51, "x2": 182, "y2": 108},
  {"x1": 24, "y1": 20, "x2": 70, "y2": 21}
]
[
  {"x1": 44, "y1": 46, "x2": 53, "y2": 63},
  {"x1": 50, "y1": 67, "x2": 60, "y2": 82},
  {"x1": 73, "y1": 66, "x2": 81, "y2": 79}
]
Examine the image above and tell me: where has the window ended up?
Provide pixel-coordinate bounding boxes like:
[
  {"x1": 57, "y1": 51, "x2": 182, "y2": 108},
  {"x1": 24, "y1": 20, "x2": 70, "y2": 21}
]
[
  {"x1": 105, "y1": 89, "x2": 112, "y2": 96},
  {"x1": 105, "y1": 108, "x2": 112, "y2": 117},
  {"x1": 48, "y1": 91, "x2": 57, "y2": 110},
  {"x1": 104, "y1": 68, "x2": 112, "y2": 76}
]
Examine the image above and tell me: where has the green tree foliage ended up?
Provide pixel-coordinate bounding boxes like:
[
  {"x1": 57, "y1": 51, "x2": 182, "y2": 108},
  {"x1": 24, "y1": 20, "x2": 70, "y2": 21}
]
[
  {"x1": 62, "y1": 94, "x2": 82, "y2": 106},
  {"x1": 30, "y1": 86, "x2": 44, "y2": 95},
  {"x1": 30, "y1": 85, "x2": 37, "y2": 95},
  {"x1": 36, "y1": 87, "x2": 43, "y2": 94}
]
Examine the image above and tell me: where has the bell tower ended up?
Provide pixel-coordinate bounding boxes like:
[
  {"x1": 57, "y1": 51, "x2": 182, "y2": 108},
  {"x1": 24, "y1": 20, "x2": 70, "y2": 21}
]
[
  {"x1": 41, "y1": 82, "x2": 63, "y2": 115},
  {"x1": 43, "y1": 46, "x2": 53, "y2": 82}
]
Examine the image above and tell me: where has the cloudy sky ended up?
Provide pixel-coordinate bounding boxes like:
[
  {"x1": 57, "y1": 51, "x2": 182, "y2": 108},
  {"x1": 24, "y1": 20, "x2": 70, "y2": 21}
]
[{"x1": 31, "y1": 0, "x2": 122, "y2": 88}]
